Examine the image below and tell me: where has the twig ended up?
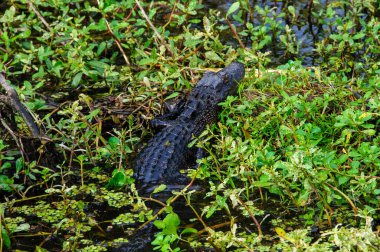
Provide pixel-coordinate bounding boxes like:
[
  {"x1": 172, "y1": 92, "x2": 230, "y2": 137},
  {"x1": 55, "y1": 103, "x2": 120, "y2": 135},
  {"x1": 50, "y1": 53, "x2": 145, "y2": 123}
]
[
  {"x1": 95, "y1": 0, "x2": 131, "y2": 66},
  {"x1": 134, "y1": 0, "x2": 175, "y2": 58},
  {"x1": 105, "y1": 19, "x2": 131, "y2": 66},
  {"x1": 0, "y1": 73, "x2": 41, "y2": 138},
  {"x1": 163, "y1": 0, "x2": 178, "y2": 29},
  {"x1": 324, "y1": 182, "x2": 358, "y2": 216},
  {"x1": 140, "y1": 196, "x2": 167, "y2": 207},
  {"x1": 184, "y1": 194, "x2": 221, "y2": 252},
  {"x1": 237, "y1": 197, "x2": 263, "y2": 237},
  {"x1": 136, "y1": 170, "x2": 199, "y2": 231},
  {"x1": 225, "y1": 18, "x2": 245, "y2": 49},
  {"x1": 27, "y1": 0, "x2": 52, "y2": 31},
  {"x1": 195, "y1": 221, "x2": 231, "y2": 235},
  {"x1": 11, "y1": 193, "x2": 53, "y2": 203},
  {"x1": 11, "y1": 232, "x2": 52, "y2": 237},
  {"x1": 178, "y1": 45, "x2": 202, "y2": 62},
  {"x1": 0, "y1": 46, "x2": 8, "y2": 53},
  {"x1": 125, "y1": 4, "x2": 138, "y2": 21}
]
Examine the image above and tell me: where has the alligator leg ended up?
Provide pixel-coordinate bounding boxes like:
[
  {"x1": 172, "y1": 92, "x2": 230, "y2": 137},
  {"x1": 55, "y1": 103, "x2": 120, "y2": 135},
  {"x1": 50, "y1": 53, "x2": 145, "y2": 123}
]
[{"x1": 150, "y1": 96, "x2": 186, "y2": 129}]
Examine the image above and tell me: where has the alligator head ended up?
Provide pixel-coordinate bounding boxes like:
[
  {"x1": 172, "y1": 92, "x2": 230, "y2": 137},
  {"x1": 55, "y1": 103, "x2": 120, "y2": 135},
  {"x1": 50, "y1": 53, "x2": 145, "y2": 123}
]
[
  {"x1": 179, "y1": 62, "x2": 245, "y2": 122},
  {"x1": 191, "y1": 62, "x2": 245, "y2": 102}
]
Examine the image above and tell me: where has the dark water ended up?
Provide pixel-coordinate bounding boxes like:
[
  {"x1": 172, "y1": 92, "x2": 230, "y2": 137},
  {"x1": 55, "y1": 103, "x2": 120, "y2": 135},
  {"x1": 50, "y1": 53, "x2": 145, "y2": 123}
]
[{"x1": 202, "y1": 0, "x2": 335, "y2": 66}]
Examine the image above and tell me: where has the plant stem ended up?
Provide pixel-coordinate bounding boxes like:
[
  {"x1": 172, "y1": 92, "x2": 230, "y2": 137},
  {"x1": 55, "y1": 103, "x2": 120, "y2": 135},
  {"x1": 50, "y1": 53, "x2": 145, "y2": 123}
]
[
  {"x1": 135, "y1": 0, "x2": 175, "y2": 58},
  {"x1": 95, "y1": 0, "x2": 131, "y2": 66}
]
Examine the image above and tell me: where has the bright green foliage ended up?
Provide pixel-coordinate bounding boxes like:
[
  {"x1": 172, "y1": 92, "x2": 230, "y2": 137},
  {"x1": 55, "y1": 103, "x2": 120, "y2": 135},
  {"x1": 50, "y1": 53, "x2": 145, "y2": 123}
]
[
  {"x1": 1, "y1": 0, "x2": 380, "y2": 251},
  {"x1": 153, "y1": 209, "x2": 181, "y2": 251},
  {"x1": 1, "y1": 227, "x2": 11, "y2": 249}
]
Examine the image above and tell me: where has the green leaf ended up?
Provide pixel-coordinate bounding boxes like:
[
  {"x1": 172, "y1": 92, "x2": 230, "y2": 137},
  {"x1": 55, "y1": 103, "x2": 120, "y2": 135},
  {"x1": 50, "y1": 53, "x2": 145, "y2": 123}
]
[
  {"x1": 72, "y1": 72, "x2": 83, "y2": 87},
  {"x1": 362, "y1": 129, "x2": 376, "y2": 136},
  {"x1": 288, "y1": 6, "x2": 295, "y2": 16},
  {"x1": 153, "y1": 220, "x2": 165, "y2": 229},
  {"x1": 353, "y1": 33, "x2": 365, "y2": 40},
  {"x1": 252, "y1": 181, "x2": 273, "y2": 187},
  {"x1": 164, "y1": 213, "x2": 180, "y2": 226},
  {"x1": 152, "y1": 184, "x2": 167, "y2": 194},
  {"x1": 1, "y1": 227, "x2": 11, "y2": 248},
  {"x1": 338, "y1": 176, "x2": 350, "y2": 185},
  {"x1": 13, "y1": 223, "x2": 31, "y2": 233},
  {"x1": 35, "y1": 246, "x2": 48, "y2": 252},
  {"x1": 337, "y1": 154, "x2": 348, "y2": 165},
  {"x1": 15, "y1": 158, "x2": 24, "y2": 173},
  {"x1": 279, "y1": 124, "x2": 293, "y2": 136},
  {"x1": 164, "y1": 92, "x2": 179, "y2": 100},
  {"x1": 0, "y1": 175, "x2": 13, "y2": 191},
  {"x1": 138, "y1": 58, "x2": 155, "y2": 66},
  {"x1": 106, "y1": 171, "x2": 127, "y2": 188},
  {"x1": 226, "y1": 2, "x2": 240, "y2": 17},
  {"x1": 108, "y1": 136, "x2": 120, "y2": 149},
  {"x1": 205, "y1": 51, "x2": 223, "y2": 62},
  {"x1": 1, "y1": 162, "x2": 11, "y2": 170},
  {"x1": 97, "y1": 42, "x2": 107, "y2": 56},
  {"x1": 87, "y1": 60, "x2": 109, "y2": 69},
  {"x1": 180, "y1": 228, "x2": 198, "y2": 235},
  {"x1": 162, "y1": 213, "x2": 180, "y2": 235},
  {"x1": 86, "y1": 108, "x2": 101, "y2": 120}
]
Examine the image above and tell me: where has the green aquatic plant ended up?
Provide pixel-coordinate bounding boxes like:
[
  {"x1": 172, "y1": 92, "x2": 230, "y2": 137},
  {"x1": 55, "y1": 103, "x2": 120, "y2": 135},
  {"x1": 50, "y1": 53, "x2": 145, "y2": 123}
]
[{"x1": 1, "y1": 0, "x2": 380, "y2": 251}]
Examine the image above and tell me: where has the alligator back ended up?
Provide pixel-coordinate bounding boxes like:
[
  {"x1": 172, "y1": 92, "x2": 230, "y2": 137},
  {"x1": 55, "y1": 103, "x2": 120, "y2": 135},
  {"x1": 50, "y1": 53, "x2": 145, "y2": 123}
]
[
  {"x1": 134, "y1": 62, "x2": 245, "y2": 195},
  {"x1": 135, "y1": 122, "x2": 194, "y2": 187}
]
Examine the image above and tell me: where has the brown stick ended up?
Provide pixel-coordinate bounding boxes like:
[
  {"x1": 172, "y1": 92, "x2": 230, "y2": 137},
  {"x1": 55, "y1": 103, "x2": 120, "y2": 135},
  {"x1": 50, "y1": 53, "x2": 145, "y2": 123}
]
[
  {"x1": 225, "y1": 18, "x2": 245, "y2": 49},
  {"x1": 163, "y1": 0, "x2": 178, "y2": 29},
  {"x1": 95, "y1": 0, "x2": 131, "y2": 66},
  {"x1": 27, "y1": 0, "x2": 52, "y2": 31},
  {"x1": 324, "y1": 182, "x2": 358, "y2": 216},
  {"x1": 135, "y1": 0, "x2": 175, "y2": 58},
  {"x1": 0, "y1": 73, "x2": 41, "y2": 138},
  {"x1": 237, "y1": 197, "x2": 263, "y2": 237}
]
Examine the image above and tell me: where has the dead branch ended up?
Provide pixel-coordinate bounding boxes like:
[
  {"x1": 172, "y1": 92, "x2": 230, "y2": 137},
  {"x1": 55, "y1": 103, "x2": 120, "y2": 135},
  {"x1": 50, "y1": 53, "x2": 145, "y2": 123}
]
[
  {"x1": 95, "y1": 0, "x2": 131, "y2": 66},
  {"x1": 135, "y1": 0, "x2": 175, "y2": 58},
  {"x1": 27, "y1": 0, "x2": 52, "y2": 31},
  {"x1": 0, "y1": 73, "x2": 41, "y2": 138}
]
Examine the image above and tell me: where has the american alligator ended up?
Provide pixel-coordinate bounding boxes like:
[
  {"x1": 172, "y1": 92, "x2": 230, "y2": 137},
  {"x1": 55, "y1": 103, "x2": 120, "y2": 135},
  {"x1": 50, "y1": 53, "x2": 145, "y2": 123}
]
[{"x1": 134, "y1": 62, "x2": 245, "y2": 194}]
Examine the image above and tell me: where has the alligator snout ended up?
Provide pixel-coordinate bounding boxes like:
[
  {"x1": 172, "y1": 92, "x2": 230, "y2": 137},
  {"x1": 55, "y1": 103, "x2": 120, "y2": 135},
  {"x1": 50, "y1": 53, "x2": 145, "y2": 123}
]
[{"x1": 222, "y1": 62, "x2": 245, "y2": 83}]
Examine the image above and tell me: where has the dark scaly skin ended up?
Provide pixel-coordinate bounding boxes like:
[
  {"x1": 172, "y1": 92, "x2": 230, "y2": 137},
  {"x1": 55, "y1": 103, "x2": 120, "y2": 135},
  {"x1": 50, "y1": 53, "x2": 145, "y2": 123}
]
[{"x1": 134, "y1": 62, "x2": 245, "y2": 195}]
